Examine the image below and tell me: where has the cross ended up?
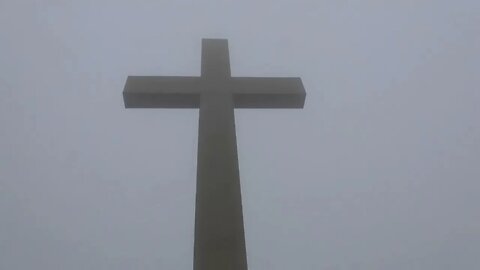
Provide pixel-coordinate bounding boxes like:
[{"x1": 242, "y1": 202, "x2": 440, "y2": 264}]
[{"x1": 123, "y1": 39, "x2": 305, "y2": 270}]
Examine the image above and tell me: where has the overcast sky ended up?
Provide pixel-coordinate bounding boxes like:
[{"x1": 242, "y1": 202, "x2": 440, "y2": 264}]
[{"x1": 1, "y1": 1, "x2": 479, "y2": 269}]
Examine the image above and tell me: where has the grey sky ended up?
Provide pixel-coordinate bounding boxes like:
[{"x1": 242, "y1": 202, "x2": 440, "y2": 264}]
[{"x1": 1, "y1": 0, "x2": 479, "y2": 269}]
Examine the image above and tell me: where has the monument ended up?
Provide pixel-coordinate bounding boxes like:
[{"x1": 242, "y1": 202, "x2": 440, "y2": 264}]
[{"x1": 123, "y1": 39, "x2": 306, "y2": 270}]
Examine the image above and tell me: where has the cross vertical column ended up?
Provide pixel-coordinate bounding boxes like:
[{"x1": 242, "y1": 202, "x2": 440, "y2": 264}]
[{"x1": 194, "y1": 39, "x2": 248, "y2": 270}]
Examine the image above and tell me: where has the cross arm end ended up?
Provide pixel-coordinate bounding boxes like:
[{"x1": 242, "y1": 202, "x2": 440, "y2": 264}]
[
  {"x1": 123, "y1": 76, "x2": 202, "y2": 108},
  {"x1": 231, "y1": 77, "x2": 306, "y2": 108}
]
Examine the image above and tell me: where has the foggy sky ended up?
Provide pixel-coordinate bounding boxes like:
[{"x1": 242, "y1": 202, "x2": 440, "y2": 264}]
[{"x1": 1, "y1": 1, "x2": 479, "y2": 269}]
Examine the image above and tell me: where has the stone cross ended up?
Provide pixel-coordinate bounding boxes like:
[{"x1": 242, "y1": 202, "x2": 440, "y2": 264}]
[{"x1": 123, "y1": 39, "x2": 305, "y2": 270}]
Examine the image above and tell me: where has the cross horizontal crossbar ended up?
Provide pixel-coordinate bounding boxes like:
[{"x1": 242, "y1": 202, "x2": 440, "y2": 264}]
[{"x1": 123, "y1": 76, "x2": 305, "y2": 108}]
